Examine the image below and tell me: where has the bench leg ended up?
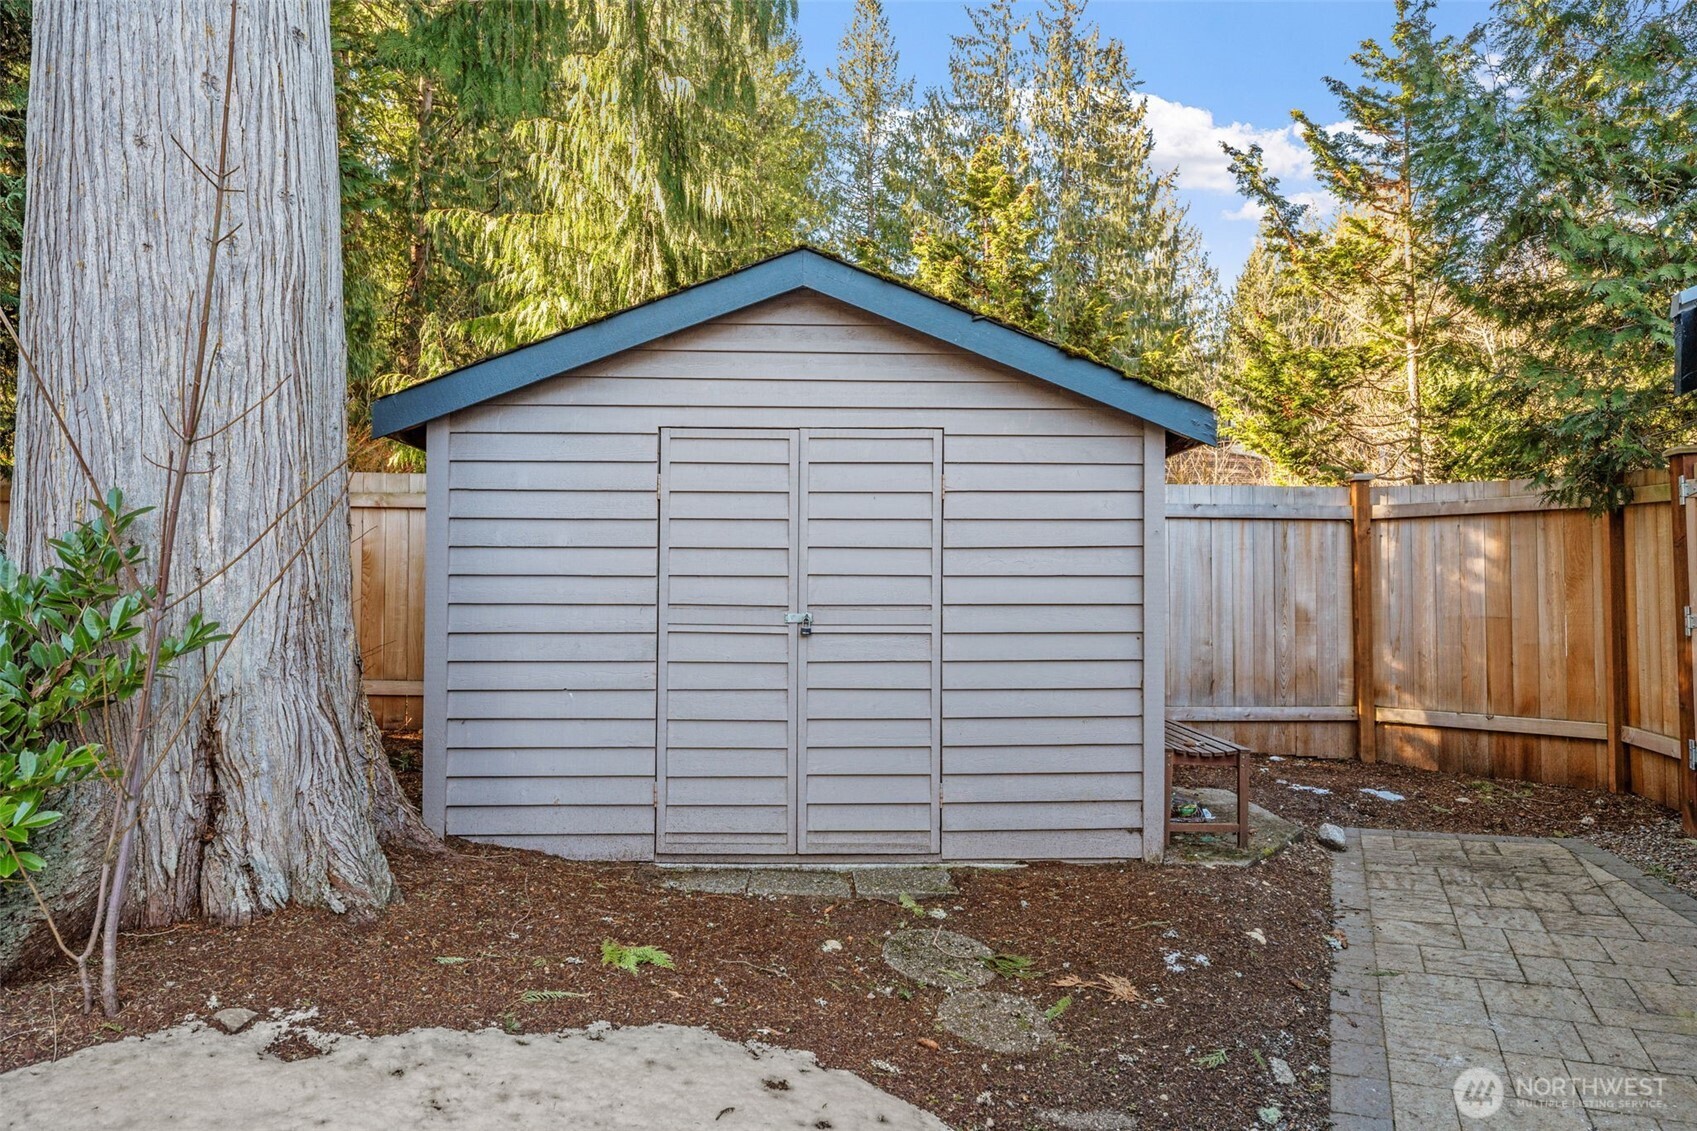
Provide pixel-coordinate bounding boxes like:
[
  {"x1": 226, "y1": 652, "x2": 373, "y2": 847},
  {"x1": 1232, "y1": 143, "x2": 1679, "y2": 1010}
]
[{"x1": 1237, "y1": 751, "x2": 1251, "y2": 849}]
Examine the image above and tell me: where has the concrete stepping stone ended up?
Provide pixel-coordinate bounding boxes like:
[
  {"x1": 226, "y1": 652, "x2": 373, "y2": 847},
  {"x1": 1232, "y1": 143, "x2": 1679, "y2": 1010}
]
[
  {"x1": 881, "y1": 928, "x2": 994, "y2": 990},
  {"x1": 852, "y1": 867, "x2": 956, "y2": 902},
  {"x1": 937, "y1": 991, "x2": 1053, "y2": 1054},
  {"x1": 659, "y1": 869, "x2": 752, "y2": 894},
  {"x1": 746, "y1": 870, "x2": 852, "y2": 899}
]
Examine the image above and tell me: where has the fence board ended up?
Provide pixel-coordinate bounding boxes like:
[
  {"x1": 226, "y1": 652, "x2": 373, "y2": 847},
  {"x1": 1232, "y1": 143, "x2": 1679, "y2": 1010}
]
[{"x1": 1165, "y1": 471, "x2": 1682, "y2": 809}]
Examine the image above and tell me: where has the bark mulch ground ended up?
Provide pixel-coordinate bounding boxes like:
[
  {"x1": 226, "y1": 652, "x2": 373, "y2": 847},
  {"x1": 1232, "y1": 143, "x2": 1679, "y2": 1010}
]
[
  {"x1": 1, "y1": 733, "x2": 1336, "y2": 1131},
  {"x1": 1182, "y1": 751, "x2": 1697, "y2": 899}
]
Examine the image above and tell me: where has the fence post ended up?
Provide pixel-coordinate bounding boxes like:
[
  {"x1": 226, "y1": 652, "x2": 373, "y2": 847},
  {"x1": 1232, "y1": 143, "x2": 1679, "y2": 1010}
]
[
  {"x1": 1669, "y1": 448, "x2": 1697, "y2": 835},
  {"x1": 1350, "y1": 474, "x2": 1378, "y2": 765},
  {"x1": 1601, "y1": 506, "x2": 1629, "y2": 794}
]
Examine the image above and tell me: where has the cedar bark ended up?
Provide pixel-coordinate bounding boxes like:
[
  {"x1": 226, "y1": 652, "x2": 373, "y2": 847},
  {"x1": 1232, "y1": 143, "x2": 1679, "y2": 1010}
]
[{"x1": 1, "y1": 0, "x2": 428, "y2": 971}]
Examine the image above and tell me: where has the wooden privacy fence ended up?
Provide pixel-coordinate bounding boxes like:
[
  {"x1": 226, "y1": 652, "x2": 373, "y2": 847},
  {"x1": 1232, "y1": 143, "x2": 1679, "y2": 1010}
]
[
  {"x1": 1166, "y1": 469, "x2": 1689, "y2": 810},
  {"x1": 350, "y1": 473, "x2": 427, "y2": 729},
  {"x1": 11, "y1": 468, "x2": 1689, "y2": 809}
]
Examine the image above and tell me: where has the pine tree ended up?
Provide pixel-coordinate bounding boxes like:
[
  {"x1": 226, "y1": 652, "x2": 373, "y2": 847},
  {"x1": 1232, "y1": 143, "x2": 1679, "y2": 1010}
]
[
  {"x1": 1225, "y1": 0, "x2": 1472, "y2": 483},
  {"x1": 822, "y1": 0, "x2": 915, "y2": 272}
]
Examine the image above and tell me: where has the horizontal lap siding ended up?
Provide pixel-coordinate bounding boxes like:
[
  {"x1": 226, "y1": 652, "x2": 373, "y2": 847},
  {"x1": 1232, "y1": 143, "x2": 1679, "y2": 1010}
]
[
  {"x1": 440, "y1": 427, "x2": 658, "y2": 857},
  {"x1": 942, "y1": 431, "x2": 1145, "y2": 859},
  {"x1": 438, "y1": 293, "x2": 1149, "y2": 860}
]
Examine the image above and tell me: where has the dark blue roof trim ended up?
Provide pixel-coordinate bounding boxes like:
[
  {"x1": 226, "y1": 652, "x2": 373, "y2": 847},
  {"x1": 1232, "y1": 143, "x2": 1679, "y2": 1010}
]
[{"x1": 371, "y1": 248, "x2": 1217, "y2": 448}]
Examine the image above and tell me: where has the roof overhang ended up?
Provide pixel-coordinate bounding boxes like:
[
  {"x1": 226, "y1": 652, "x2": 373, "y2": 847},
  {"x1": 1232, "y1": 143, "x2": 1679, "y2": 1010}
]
[{"x1": 371, "y1": 248, "x2": 1218, "y2": 450}]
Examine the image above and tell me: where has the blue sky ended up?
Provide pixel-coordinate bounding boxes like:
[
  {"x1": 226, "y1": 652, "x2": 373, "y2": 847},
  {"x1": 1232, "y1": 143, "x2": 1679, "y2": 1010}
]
[{"x1": 794, "y1": 0, "x2": 1489, "y2": 283}]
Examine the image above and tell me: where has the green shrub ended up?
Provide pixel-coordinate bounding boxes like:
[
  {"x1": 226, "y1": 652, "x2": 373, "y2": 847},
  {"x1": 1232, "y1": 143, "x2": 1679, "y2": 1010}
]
[{"x1": 0, "y1": 492, "x2": 221, "y2": 879}]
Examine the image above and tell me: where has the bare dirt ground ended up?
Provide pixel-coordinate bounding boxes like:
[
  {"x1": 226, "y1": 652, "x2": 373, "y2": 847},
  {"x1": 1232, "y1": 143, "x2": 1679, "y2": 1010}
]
[
  {"x1": 0, "y1": 738, "x2": 1336, "y2": 1131},
  {"x1": 1184, "y1": 750, "x2": 1697, "y2": 899}
]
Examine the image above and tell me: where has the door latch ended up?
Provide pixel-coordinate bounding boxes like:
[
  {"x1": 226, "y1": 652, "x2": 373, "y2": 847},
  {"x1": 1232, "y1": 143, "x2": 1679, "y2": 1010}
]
[{"x1": 785, "y1": 611, "x2": 813, "y2": 635}]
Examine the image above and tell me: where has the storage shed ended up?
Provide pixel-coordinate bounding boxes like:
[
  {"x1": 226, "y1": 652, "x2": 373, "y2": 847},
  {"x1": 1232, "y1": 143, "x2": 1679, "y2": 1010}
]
[{"x1": 371, "y1": 248, "x2": 1217, "y2": 862}]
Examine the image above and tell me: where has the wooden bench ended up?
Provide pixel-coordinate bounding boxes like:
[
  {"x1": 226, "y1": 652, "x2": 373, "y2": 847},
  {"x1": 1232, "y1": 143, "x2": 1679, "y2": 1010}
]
[{"x1": 1166, "y1": 721, "x2": 1252, "y2": 849}]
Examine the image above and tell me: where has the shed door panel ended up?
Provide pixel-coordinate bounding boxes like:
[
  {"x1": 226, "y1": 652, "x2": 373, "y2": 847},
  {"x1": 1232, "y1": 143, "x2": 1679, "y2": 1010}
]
[
  {"x1": 799, "y1": 430, "x2": 943, "y2": 854},
  {"x1": 657, "y1": 430, "x2": 798, "y2": 854},
  {"x1": 657, "y1": 427, "x2": 941, "y2": 856}
]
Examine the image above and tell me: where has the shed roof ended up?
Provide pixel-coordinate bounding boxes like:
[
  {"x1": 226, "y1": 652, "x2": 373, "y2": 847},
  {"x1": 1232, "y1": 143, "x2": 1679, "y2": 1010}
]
[{"x1": 370, "y1": 247, "x2": 1218, "y2": 449}]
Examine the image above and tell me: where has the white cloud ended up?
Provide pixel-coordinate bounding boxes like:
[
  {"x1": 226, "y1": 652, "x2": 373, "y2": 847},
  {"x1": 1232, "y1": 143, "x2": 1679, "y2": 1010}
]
[
  {"x1": 1139, "y1": 93, "x2": 1313, "y2": 195},
  {"x1": 1138, "y1": 93, "x2": 1339, "y2": 225}
]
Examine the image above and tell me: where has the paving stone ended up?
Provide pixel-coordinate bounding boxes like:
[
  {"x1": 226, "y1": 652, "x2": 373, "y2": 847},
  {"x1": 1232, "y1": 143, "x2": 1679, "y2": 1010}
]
[
  {"x1": 1602, "y1": 938, "x2": 1697, "y2": 973},
  {"x1": 1506, "y1": 929, "x2": 1613, "y2": 963},
  {"x1": 1388, "y1": 1081, "x2": 1463, "y2": 1131},
  {"x1": 1490, "y1": 889, "x2": 1576, "y2": 913},
  {"x1": 850, "y1": 867, "x2": 956, "y2": 902},
  {"x1": 1558, "y1": 1059, "x2": 1697, "y2": 1116},
  {"x1": 1332, "y1": 1035, "x2": 1392, "y2": 1078},
  {"x1": 1480, "y1": 982, "x2": 1600, "y2": 1026},
  {"x1": 1581, "y1": 1026, "x2": 1651, "y2": 1068},
  {"x1": 1417, "y1": 946, "x2": 1524, "y2": 981},
  {"x1": 1332, "y1": 1074, "x2": 1394, "y2": 1120},
  {"x1": 1385, "y1": 1020, "x2": 1502, "y2": 1062},
  {"x1": 1626, "y1": 980, "x2": 1697, "y2": 1020},
  {"x1": 1326, "y1": 1115, "x2": 1393, "y2": 1131},
  {"x1": 1333, "y1": 1008, "x2": 1384, "y2": 1046},
  {"x1": 1459, "y1": 924, "x2": 1513, "y2": 953},
  {"x1": 1514, "y1": 955, "x2": 1579, "y2": 987},
  {"x1": 1577, "y1": 975, "x2": 1648, "y2": 1012},
  {"x1": 746, "y1": 870, "x2": 852, "y2": 899},
  {"x1": 1454, "y1": 905, "x2": 1548, "y2": 932},
  {"x1": 1373, "y1": 943, "x2": 1423, "y2": 973},
  {"x1": 935, "y1": 990, "x2": 1052, "y2": 1054},
  {"x1": 1491, "y1": 1014, "x2": 1588, "y2": 1060},
  {"x1": 1568, "y1": 958, "x2": 1675, "y2": 985},
  {"x1": 659, "y1": 869, "x2": 752, "y2": 894},
  {"x1": 1374, "y1": 919, "x2": 1465, "y2": 949},
  {"x1": 1635, "y1": 1031, "x2": 1697, "y2": 1075},
  {"x1": 1539, "y1": 912, "x2": 1645, "y2": 941}
]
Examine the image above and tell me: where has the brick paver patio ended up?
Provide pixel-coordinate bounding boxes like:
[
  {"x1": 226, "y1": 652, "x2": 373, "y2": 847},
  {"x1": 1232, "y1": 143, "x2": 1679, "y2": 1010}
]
[{"x1": 1332, "y1": 830, "x2": 1697, "y2": 1130}]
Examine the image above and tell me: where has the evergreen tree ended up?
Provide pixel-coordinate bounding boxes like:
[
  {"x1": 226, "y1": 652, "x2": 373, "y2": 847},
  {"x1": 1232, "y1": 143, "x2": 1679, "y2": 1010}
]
[
  {"x1": 334, "y1": 1, "x2": 809, "y2": 466},
  {"x1": 905, "y1": 0, "x2": 1213, "y2": 394},
  {"x1": 1030, "y1": 0, "x2": 1210, "y2": 390},
  {"x1": 822, "y1": 0, "x2": 915, "y2": 272},
  {"x1": 1426, "y1": 0, "x2": 1697, "y2": 508},
  {"x1": 948, "y1": 0, "x2": 1030, "y2": 169},
  {"x1": 1225, "y1": 0, "x2": 1473, "y2": 483},
  {"x1": 440, "y1": 10, "x2": 821, "y2": 356},
  {"x1": 913, "y1": 135, "x2": 1043, "y2": 327}
]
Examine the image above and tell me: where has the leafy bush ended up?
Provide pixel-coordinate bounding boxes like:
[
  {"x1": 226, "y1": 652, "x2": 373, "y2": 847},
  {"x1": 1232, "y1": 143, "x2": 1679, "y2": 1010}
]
[{"x1": 0, "y1": 492, "x2": 221, "y2": 878}]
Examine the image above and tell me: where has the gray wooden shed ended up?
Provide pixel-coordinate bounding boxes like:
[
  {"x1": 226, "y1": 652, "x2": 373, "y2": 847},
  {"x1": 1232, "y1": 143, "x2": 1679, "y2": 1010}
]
[{"x1": 372, "y1": 248, "x2": 1216, "y2": 862}]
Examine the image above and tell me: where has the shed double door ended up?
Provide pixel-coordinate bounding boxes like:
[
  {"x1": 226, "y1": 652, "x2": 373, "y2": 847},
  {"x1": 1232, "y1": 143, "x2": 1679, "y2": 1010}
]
[{"x1": 657, "y1": 427, "x2": 943, "y2": 855}]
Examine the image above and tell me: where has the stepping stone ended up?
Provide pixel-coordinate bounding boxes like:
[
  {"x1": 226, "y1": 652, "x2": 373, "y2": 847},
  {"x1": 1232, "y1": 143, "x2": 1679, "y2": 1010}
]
[
  {"x1": 937, "y1": 991, "x2": 1053, "y2": 1054},
  {"x1": 882, "y1": 928, "x2": 994, "y2": 990},
  {"x1": 659, "y1": 870, "x2": 751, "y2": 895},
  {"x1": 746, "y1": 870, "x2": 852, "y2": 899},
  {"x1": 1038, "y1": 1111, "x2": 1138, "y2": 1131},
  {"x1": 852, "y1": 867, "x2": 956, "y2": 902},
  {"x1": 1168, "y1": 787, "x2": 1305, "y2": 865}
]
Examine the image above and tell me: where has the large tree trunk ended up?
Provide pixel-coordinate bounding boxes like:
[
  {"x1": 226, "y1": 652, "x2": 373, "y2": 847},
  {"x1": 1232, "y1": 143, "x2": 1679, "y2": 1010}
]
[{"x1": 1, "y1": 0, "x2": 428, "y2": 973}]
